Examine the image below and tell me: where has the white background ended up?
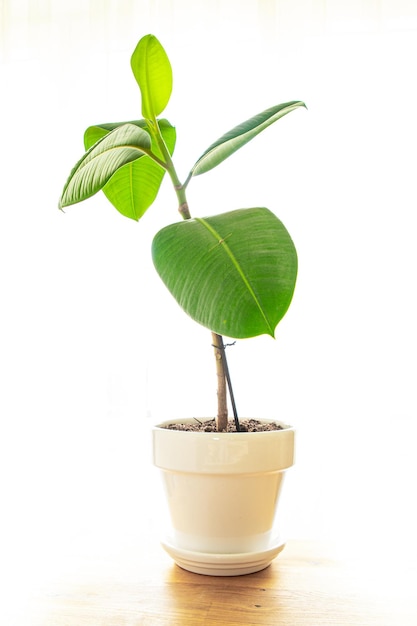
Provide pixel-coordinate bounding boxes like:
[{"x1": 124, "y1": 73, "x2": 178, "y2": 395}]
[{"x1": 1, "y1": 0, "x2": 417, "y2": 618}]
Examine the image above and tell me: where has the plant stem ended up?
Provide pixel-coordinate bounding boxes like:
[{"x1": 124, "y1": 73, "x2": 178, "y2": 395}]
[
  {"x1": 153, "y1": 121, "x2": 191, "y2": 219},
  {"x1": 153, "y1": 121, "x2": 230, "y2": 429},
  {"x1": 211, "y1": 332, "x2": 228, "y2": 431}
]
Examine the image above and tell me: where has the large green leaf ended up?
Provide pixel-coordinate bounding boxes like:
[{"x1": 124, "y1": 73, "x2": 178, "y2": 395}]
[
  {"x1": 189, "y1": 101, "x2": 306, "y2": 178},
  {"x1": 59, "y1": 124, "x2": 151, "y2": 208},
  {"x1": 84, "y1": 119, "x2": 176, "y2": 220},
  {"x1": 131, "y1": 34, "x2": 172, "y2": 120},
  {"x1": 152, "y1": 208, "x2": 297, "y2": 338}
]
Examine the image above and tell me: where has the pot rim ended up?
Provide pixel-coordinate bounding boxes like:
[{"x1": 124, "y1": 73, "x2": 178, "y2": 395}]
[{"x1": 153, "y1": 418, "x2": 295, "y2": 474}]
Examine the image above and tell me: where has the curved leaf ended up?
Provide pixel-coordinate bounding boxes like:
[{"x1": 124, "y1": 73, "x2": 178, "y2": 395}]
[
  {"x1": 189, "y1": 101, "x2": 306, "y2": 178},
  {"x1": 84, "y1": 120, "x2": 176, "y2": 220},
  {"x1": 152, "y1": 208, "x2": 297, "y2": 338},
  {"x1": 84, "y1": 120, "x2": 148, "y2": 150},
  {"x1": 131, "y1": 34, "x2": 172, "y2": 120},
  {"x1": 59, "y1": 124, "x2": 151, "y2": 208}
]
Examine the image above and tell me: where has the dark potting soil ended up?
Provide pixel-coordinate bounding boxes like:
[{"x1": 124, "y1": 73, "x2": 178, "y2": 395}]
[{"x1": 159, "y1": 418, "x2": 284, "y2": 433}]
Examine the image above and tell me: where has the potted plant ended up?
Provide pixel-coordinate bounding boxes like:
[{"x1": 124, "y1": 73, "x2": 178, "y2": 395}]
[{"x1": 59, "y1": 34, "x2": 306, "y2": 575}]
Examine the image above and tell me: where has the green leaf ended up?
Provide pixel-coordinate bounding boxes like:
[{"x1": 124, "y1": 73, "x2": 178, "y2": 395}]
[
  {"x1": 189, "y1": 101, "x2": 306, "y2": 178},
  {"x1": 84, "y1": 120, "x2": 176, "y2": 220},
  {"x1": 84, "y1": 119, "x2": 147, "y2": 150},
  {"x1": 152, "y1": 208, "x2": 297, "y2": 338},
  {"x1": 59, "y1": 124, "x2": 151, "y2": 209},
  {"x1": 131, "y1": 34, "x2": 173, "y2": 120}
]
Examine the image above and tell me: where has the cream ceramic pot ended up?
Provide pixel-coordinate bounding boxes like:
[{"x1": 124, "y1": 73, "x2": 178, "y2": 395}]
[{"x1": 152, "y1": 418, "x2": 295, "y2": 575}]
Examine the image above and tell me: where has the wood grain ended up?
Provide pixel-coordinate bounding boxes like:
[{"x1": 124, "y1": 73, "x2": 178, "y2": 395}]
[{"x1": 23, "y1": 539, "x2": 416, "y2": 626}]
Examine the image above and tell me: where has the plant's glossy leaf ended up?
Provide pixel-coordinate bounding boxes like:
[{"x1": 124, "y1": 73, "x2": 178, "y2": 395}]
[
  {"x1": 59, "y1": 124, "x2": 151, "y2": 208},
  {"x1": 152, "y1": 208, "x2": 297, "y2": 338},
  {"x1": 131, "y1": 34, "x2": 172, "y2": 120},
  {"x1": 84, "y1": 120, "x2": 147, "y2": 150},
  {"x1": 84, "y1": 119, "x2": 176, "y2": 220},
  {"x1": 189, "y1": 101, "x2": 306, "y2": 178}
]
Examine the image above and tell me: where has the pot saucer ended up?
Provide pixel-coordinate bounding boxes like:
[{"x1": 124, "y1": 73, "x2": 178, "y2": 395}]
[{"x1": 161, "y1": 537, "x2": 285, "y2": 576}]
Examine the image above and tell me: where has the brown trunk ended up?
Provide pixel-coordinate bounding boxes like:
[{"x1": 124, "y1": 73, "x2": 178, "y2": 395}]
[{"x1": 211, "y1": 332, "x2": 228, "y2": 431}]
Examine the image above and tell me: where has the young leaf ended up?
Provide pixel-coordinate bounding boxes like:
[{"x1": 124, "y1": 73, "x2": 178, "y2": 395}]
[
  {"x1": 188, "y1": 101, "x2": 306, "y2": 178},
  {"x1": 84, "y1": 120, "x2": 176, "y2": 220},
  {"x1": 131, "y1": 34, "x2": 173, "y2": 120},
  {"x1": 59, "y1": 124, "x2": 151, "y2": 208},
  {"x1": 84, "y1": 120, "x2": 148, "y2": 150},
  {"x1": 152, "y1": 208, "x2": 297, "y2": 339}
]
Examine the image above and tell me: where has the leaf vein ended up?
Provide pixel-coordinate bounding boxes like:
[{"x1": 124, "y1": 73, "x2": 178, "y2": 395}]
[{"x1": 195, "y1": 217, "x2": 274, "y2": 335}]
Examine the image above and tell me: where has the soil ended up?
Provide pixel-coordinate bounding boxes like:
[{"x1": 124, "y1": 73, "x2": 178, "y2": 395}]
[{"x1": 159, "y1": 418, "x2": 284, "y2": 433}]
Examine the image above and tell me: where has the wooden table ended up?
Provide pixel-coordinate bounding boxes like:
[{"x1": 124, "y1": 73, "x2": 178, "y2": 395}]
[{"x1": 19, "y1": 536, "x2": 416, "y2": 625}]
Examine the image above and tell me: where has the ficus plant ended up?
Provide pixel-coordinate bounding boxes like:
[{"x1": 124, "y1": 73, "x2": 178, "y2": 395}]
[{"x1": 59, "y1": 34, "x2": 306, "y2": 432}]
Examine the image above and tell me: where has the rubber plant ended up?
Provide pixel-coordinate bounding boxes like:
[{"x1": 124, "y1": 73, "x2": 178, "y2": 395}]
[{"x1": 59, "y1": 34, "x2": 306, "y2": 432}]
